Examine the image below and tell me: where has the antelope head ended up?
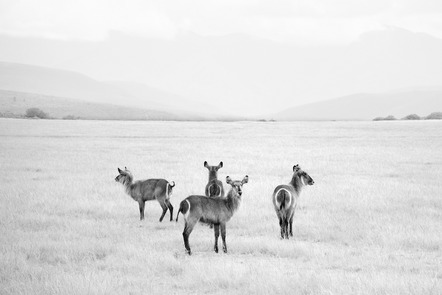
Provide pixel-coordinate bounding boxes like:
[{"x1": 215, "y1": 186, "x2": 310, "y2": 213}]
[
  {"x1": 226, "y1": 175, "x2": 249, "y2": 197},
  {"x1": 293, "y1": 164, "x2": 314, "y2": 186},
  {"x1": 204, "y1": 161, "x2": 223, "y2": 172},
  {"x1": 115, "y1": 167, "x2": 133, "y2": 184}
]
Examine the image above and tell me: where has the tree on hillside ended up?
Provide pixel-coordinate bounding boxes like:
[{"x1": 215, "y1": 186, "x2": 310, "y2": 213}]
[
  {"x1": 426, "y1": 112, "x2": 442, "y2": 120},
  {"x1": 373, "y1": 115, "x2": 397, "y2": 121},
  {"x1": 25, "y1": 108, "x2": 49, "y2": 119},
  {"x1": 402, "y1": 114, "x2": 420, "y2": 120}
]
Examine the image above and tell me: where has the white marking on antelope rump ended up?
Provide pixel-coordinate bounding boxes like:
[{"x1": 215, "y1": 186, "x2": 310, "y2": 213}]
[
  {"x1": 184, "y1": 199, "x2": 191, "y2": 220},
  {"x1": 274, "y1": 188, "x2": 292, "y2": 209}
]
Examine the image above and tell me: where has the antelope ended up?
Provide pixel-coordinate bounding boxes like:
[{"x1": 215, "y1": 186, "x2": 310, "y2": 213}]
[
  {"x1": 115, "y1": 167, "x2": 175, "y2": 221},
  {"x1": 204, "y1": 161, "x2": 224, "y2": 198},
  {"x1": 176, "y1": 175, "x2": 249, "y2": 255},
  {"x1": 272, "y1": 164, "x2": 314, "y2": 239}
]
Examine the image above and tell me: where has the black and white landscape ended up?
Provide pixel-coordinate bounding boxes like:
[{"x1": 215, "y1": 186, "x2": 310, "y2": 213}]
[{"x1": 1, "y1": 2, "x2": 441, "y2": 295}]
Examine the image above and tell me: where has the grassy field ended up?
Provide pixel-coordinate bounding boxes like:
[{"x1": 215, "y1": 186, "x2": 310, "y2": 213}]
[{"x1": 0, "y1": 118, "x2": 441, "y2": 295}]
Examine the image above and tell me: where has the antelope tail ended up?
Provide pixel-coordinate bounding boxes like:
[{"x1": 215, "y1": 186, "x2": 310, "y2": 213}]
[
  {"x1": 279, "y1": 193, "x2": 285, "y2": 210},
  {"x1": 175, "y1": 199, "x2": 184, "y2": 222},
  {"x1": 167, "y1": 181, "x2": 175, "y2": 198},
  {"x1": 176, "y1": 199, "x2": 189, "y2": 222},
  {"x1": 175, "y1": 208, "x2": 180, "y2": 222}
]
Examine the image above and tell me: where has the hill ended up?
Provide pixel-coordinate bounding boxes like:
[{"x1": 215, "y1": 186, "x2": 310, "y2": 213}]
[
  {"x1": 0, "y1": 62, "x2": 231, "y2": 120},
  {"x1": 1, "y1": 28, "x2": 442, "y2": 116},
  {"x1": 0, "y1": 90, "x2": 182, "y2": 120},
  {"x1": 273, "y1": 89, "x2": 442, "y2": 121}
]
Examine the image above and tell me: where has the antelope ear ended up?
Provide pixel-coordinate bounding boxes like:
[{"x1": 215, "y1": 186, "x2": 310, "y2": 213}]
[
  {"x1": 124, "y1": 166, "x2": 128, "y2": 171},
  {"x1": 293, "y1": 164, "x2": 300, "y2": 172},
  {"x1": 242, "y1": 175, "x2": 249, "y2": 184},
  {"x1": 118, "y1": 168, "x2": 123, "y2": 174},
  {"x1": 218, "y1": 161, "x2": 223, "y2": 168},
  {"x1": 204, "y1": 161, "x2": 208, "y2": 168},
  {"x1": 226, "y1": 176, "x2": 232, "y2": 184}
]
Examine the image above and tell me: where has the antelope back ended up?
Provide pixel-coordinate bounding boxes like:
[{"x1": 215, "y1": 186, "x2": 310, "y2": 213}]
[
  {"x1": 206, "y1": 181, "x2": 223, "y2": 197},
  {"x1": 204, "y1": 161, "x2": 224, "y2": 197}
]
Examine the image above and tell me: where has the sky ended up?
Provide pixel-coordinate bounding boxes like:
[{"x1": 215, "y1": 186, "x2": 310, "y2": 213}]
[{"x1": 1, "y1": 0, "x2": 442, "y2": 46}]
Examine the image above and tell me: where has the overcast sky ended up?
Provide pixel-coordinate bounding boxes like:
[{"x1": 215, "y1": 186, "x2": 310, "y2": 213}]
[{"x1": 1, "y1": 0, "x2": 442, "y2": 45}]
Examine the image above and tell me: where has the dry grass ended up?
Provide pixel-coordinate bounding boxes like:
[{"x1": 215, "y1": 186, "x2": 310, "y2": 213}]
[{"x1": 0, "y1": 118, "x2": 441, "y2": 294}]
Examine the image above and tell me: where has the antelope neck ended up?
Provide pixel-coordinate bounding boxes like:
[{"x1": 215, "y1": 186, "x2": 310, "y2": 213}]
[
  {"x1": 226, "y1": 189, "x2": 241, "y2": 211},
  {"x1": 208, "y1": 171, "x2": 218, "y2": 181},
  {"x1": 290, "y1": 173, "x2": 303, "y2": 194}
]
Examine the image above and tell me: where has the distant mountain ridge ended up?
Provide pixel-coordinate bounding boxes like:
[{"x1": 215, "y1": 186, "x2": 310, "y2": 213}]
[
  {"x1": 1, "y1": 61, "x2": 441, "y2": 121},
  {"x1": 1, "y1": 28, "x2": 442, "y2": 116},
  {"x1": 0, "y1": 62, "x2": 237, "y2": 120},
  {"x1": 273, "y1": 89, "x2": 442, "y2": 121}
]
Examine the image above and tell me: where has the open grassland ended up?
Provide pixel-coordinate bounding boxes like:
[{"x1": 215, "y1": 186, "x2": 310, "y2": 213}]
[{"x1": 0, "y1": 119, "x2": 441, "y2": 295}]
